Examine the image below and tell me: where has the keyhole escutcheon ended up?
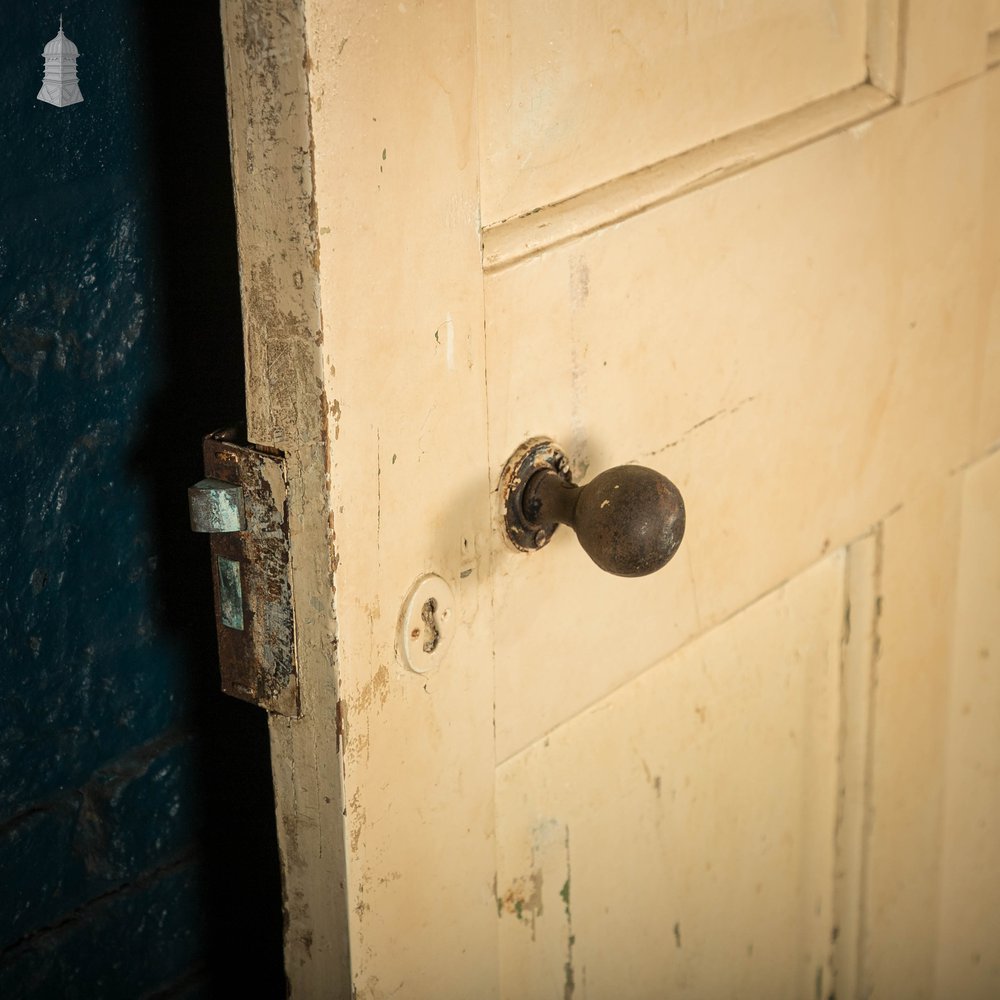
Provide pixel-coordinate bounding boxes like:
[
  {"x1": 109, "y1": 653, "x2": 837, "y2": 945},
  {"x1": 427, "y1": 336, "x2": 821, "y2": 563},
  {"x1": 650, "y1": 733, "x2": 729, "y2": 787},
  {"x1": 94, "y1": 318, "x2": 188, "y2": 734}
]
[{"x1": 398, "y1": 574, "x2": 455, "y2": 673}]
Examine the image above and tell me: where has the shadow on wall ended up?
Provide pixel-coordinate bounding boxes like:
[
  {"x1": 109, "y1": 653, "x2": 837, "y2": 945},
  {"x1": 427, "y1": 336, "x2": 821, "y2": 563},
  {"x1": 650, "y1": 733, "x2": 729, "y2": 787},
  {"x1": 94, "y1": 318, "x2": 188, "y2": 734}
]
[
  {"x1": 0, "y1": 2, "x2": 283, "y2": 996},
  {"x1": 134, "y1": 4, "x2": 285, "y2": 996}
]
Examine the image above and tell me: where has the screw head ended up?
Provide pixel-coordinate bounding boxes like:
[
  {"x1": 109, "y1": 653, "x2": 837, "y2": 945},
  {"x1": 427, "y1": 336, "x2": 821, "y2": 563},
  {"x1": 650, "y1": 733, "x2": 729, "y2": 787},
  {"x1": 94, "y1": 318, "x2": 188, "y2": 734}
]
[{"x1": 533, "y1": 528, "x2": 548, "y2": 547}]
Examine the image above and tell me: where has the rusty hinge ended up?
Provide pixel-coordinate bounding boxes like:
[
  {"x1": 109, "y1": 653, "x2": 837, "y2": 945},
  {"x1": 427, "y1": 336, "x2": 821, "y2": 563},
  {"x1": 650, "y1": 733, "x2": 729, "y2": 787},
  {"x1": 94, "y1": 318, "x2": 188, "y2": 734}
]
[{"x1": 188, "y1": 428, "x2": 300, "y2": 717}]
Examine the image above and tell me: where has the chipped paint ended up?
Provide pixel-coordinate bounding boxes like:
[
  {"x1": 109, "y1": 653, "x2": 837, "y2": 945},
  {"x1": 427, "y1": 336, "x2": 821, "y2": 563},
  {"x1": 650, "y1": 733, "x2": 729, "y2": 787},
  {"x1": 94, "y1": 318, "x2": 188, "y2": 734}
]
[
  {"x1": 349, "y1": 787, "x2": 366, "y2": 855},
  {"x1": 445, "y1": 313, "x2": 455, "y2": 370},
  {"x1": 219, "y1": 0, "x2": 347, "y2": 990},
  {"x1": 499, "y1": 870, "x2": 545, "y2": 939}
]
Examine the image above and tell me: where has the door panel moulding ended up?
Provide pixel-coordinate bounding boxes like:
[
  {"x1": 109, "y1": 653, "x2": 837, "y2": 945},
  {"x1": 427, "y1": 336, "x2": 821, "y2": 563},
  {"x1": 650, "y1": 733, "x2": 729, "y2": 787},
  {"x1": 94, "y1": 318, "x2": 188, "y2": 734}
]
[
  {"x1": 481, "y1": 84, "x2": 895, "y2": 272},
  {"x1": 483, "y1": 0, "x2": 997, "y2": 271},
  {"x1": 831, "y1": 528, "x2": 882, "y2": 1000},
  {"x1": 867, "y1": 0, "x2": 903, "y2": 96},
  {"x1": 989, "y1": 31, "x2": 1000, "y2": 67}
]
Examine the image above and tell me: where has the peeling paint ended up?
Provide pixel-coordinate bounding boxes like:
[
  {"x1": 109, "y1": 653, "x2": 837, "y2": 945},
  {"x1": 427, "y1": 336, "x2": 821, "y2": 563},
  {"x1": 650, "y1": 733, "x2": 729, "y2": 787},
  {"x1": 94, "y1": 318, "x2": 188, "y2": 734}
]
[
  {"x1": 330, "y1": 398, "x2": 341, "y2": 440},
  {"x1": 569, "y1": 255, "x2": 589, "y2": 306},
  {"x1": 349, "y1": 787, "x2": 366, "y2": 855},
  {"x1": 444, "y1": 313, "x2": 455, "y2": 370},
  {"x1": 500, "y1": 869, "x2": 545, "y2": 940},
  {"x1": 354, "y1": 663, "x2": 390, "y2": 714},
  {"x1": 562, "y1": 828, "x2": 575, "y2": 1000}
]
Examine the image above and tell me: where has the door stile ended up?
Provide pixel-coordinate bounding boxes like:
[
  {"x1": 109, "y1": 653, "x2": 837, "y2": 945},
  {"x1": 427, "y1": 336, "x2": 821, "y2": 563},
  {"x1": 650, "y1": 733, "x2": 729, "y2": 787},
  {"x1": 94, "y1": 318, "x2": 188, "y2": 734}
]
[
  {"x1": 219, "y1": 0, "x2": 351, "y2": 993},
  {"x1": 301, "y1": 1, "x2": 499, "y2": 992},
  {"x1": 223, "y1": 0, "x2": 500, "y2": 995}
]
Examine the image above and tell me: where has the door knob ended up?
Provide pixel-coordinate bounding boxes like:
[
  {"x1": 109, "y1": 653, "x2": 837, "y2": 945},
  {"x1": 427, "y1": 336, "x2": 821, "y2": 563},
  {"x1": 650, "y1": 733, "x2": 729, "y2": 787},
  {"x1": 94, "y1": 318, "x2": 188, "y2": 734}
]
[{"x1": 500, "y1": 438, "x2": 685, "y2": 577}]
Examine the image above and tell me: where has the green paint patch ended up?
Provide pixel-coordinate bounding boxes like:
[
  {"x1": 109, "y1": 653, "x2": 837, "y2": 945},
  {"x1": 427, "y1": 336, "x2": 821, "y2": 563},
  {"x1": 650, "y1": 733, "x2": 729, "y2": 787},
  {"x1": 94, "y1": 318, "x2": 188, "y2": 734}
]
[
  {"x1": 564, "y1": 959, "x2": 575, "y2": 999},
  {"x1": 563, "y1": 829, "x2": 575, "y2": 998}
]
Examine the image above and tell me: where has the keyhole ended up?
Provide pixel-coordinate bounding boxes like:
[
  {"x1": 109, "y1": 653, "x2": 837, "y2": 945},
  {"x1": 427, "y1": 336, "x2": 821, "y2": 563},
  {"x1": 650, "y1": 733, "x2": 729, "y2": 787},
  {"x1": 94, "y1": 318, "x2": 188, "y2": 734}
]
[
  {"x1": 399, "y1": 574, "x2": 455, "y2": 673},
  {"x1": 420, "y1": 597, "x2": 440, "y2": 653}
]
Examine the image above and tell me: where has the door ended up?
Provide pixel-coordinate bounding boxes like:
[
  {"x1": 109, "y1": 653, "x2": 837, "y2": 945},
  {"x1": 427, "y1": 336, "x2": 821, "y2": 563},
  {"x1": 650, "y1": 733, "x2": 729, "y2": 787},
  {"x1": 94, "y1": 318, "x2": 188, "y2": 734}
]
[{"x1": 218, "y1": 1, "x2": 1000, "y2": 997}]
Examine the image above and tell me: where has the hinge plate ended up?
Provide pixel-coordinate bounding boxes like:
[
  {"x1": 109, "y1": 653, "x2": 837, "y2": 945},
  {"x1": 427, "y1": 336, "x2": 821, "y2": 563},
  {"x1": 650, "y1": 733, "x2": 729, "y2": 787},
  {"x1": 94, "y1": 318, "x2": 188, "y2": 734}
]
[{"x1": 191, "y1": 428, "x2": 300, "y2": 717}]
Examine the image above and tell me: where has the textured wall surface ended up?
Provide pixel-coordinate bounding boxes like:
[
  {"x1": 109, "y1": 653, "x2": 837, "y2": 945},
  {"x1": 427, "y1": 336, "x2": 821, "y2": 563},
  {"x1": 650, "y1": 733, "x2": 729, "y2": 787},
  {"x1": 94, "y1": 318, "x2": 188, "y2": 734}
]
[{"x1": 0, "y1": 3, "x2": 283, "y2": 996}]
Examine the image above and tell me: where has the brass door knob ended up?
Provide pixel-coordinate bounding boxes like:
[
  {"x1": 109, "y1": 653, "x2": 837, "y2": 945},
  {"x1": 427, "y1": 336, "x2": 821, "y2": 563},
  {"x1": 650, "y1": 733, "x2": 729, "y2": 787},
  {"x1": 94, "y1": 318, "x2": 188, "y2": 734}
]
[{"x1": 501, "y1": 438, "x2": 685, "y2": 577}]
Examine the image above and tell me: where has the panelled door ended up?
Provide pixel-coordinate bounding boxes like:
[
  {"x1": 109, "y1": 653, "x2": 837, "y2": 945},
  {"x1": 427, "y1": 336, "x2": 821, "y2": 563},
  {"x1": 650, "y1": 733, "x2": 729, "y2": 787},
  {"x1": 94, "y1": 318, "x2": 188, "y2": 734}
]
[{"x1": 219, "y1": 1, "x2": 1000, "y2": 997}]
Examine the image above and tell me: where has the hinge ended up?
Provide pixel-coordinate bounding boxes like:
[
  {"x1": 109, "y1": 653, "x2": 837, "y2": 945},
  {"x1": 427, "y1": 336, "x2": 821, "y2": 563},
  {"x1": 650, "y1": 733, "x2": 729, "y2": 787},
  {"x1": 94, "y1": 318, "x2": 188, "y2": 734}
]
[{"x1": 188, "y1": 428, "x2": 300, "y2": 717}]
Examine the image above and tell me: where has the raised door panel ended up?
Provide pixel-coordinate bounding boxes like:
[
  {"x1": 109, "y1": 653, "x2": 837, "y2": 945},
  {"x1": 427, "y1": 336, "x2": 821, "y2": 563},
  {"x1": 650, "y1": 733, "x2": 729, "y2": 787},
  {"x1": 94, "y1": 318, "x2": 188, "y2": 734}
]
[
  {"x1": 477, "y1": 0, "x2": 868, "y2": 224},
  {"x1": 497, "y1": 554, "x2": 845, "y2": 1000}
]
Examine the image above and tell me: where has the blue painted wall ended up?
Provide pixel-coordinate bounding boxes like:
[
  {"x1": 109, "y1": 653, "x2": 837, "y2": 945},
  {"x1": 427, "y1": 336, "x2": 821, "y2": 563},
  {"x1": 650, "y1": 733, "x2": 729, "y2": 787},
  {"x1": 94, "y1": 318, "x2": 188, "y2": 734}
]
[{"x1": 1, "y1": 3, "x2": 283, "y2": 995}]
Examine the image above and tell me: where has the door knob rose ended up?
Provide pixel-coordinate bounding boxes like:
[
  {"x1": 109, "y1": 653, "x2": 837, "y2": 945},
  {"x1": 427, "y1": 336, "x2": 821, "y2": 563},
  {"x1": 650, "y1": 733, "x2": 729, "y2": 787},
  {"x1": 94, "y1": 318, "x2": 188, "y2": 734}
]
[{"x1": 500, "y1": 438, "x2": 685, "y2": 577}]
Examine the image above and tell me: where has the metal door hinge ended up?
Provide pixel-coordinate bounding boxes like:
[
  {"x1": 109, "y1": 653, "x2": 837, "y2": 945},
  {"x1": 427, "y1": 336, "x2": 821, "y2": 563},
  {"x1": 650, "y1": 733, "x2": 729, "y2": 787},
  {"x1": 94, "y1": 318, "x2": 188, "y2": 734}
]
[{"x1": 188, "y1": 428, "x2": 300, "y2": 717}]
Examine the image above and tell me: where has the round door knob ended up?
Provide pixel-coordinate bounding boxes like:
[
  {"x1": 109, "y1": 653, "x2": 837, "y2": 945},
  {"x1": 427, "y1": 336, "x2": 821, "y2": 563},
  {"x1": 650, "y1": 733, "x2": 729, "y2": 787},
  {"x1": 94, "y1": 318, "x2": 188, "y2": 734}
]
[{"x1": 501, "y1": 438, "x2": 685, "y2": 578}]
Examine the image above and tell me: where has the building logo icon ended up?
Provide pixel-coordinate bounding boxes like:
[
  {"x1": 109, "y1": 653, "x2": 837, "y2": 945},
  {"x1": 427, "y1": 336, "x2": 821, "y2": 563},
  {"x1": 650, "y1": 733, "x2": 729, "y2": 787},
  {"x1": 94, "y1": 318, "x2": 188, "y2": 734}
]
[{"x1": 37, "y1": 16, "x2": 83, "y2": 108}]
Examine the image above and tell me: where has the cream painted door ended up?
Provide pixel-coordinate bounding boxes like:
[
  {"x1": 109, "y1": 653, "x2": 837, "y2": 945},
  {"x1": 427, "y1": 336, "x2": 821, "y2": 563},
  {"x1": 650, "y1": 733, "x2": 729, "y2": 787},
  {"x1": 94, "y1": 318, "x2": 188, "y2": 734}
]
[{"x1": 219, "y1": 2, "x2": 1000, "y2": 998}]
